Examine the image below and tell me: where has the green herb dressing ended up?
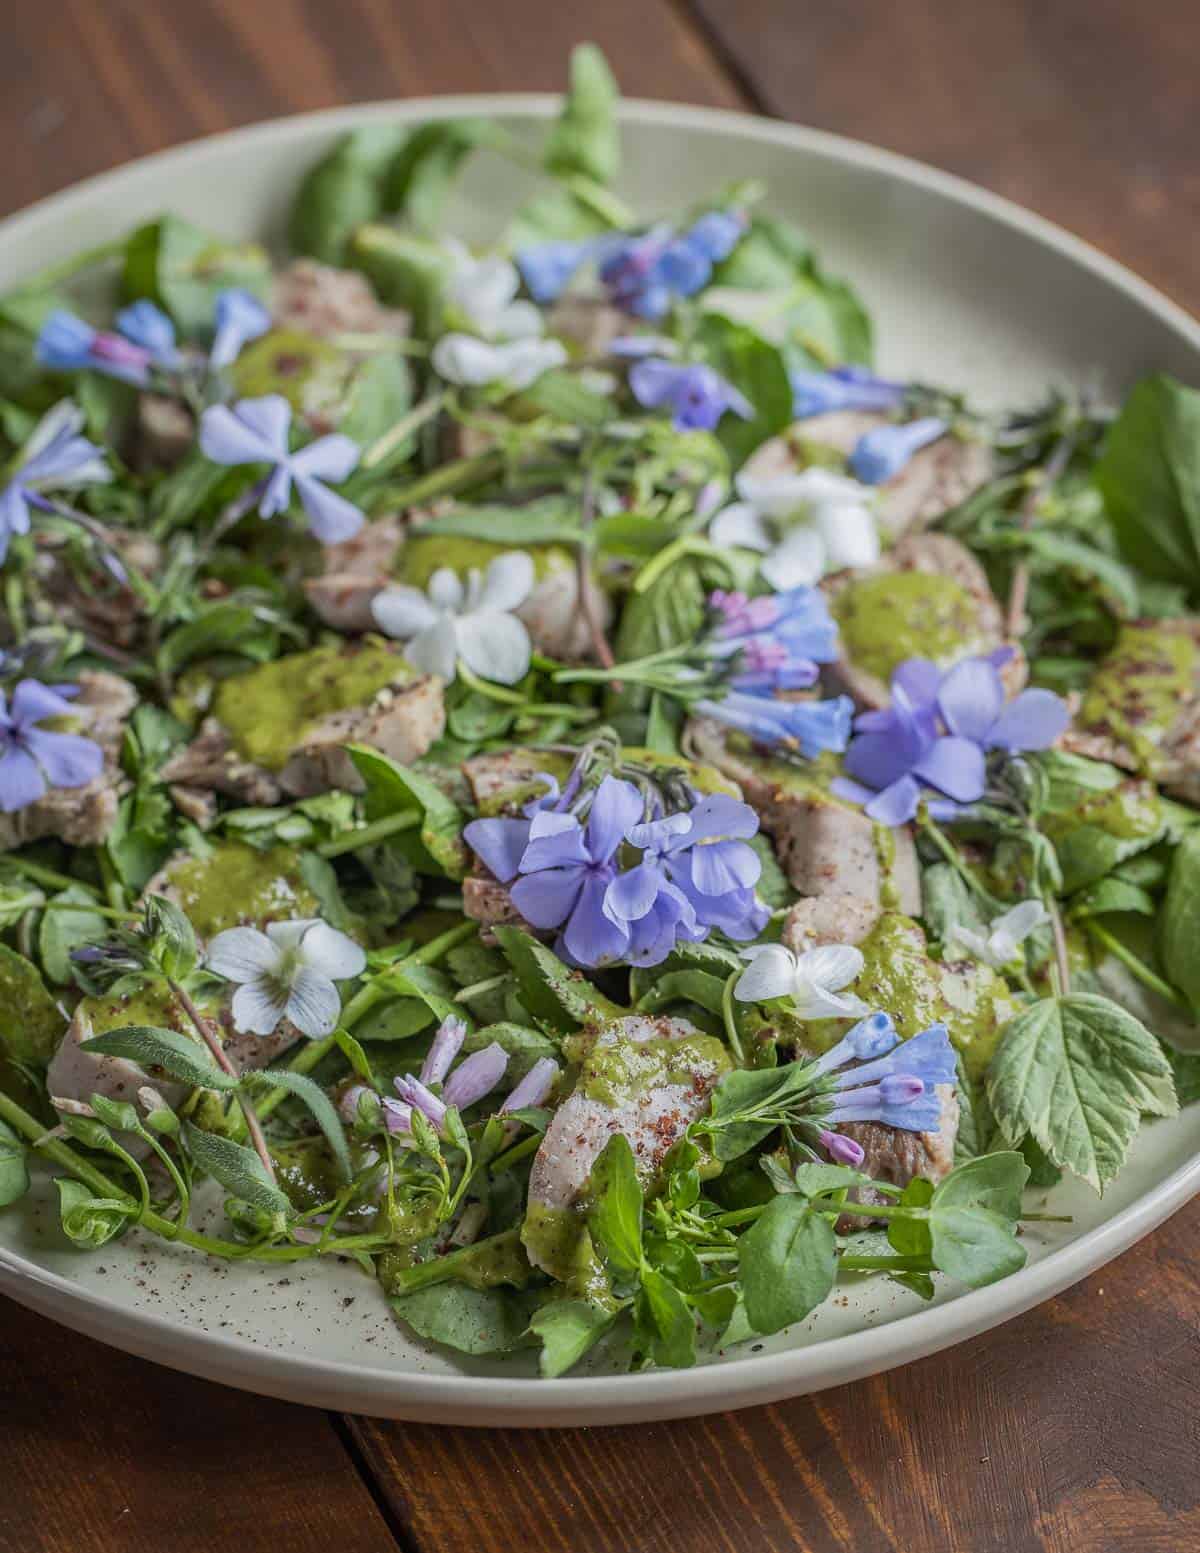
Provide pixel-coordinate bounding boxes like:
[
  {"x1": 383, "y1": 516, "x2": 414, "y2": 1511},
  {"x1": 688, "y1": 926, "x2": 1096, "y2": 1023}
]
[
  {"x1": 520, "y1": 1203, "x2": 614, "y2": 1306},
  {"x1": 164, "y1": 841, "x2": 320, "y2": 937},
  {"x1": 213, "y1": 643, "x2": 410, "y2": 770},
  {"x1": 396, "y1": 533, "x2": 568, "y2": 589},
  {"x1": 832, "y1": 571, "x2": 985, "y2": 684},
  {"x1": 580, "y1": 1031, "x2": 730, "y2": 1108},
  {"x1": 1079, "y1": 622, "x2": 1198, "y2": 766},
  {"x1": 232, "y1": 327, "x2": 349, "y2": 416}
]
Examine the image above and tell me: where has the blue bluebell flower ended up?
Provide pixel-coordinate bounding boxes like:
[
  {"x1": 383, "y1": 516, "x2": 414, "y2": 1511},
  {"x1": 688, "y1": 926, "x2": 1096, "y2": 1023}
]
[
  {"x1": 817, "y1": 1016, "x2": 955, "y2": 1133},
  {"x1": 789, "y1": 365, "x2": 907, "y2": 419},
  {"x1": 628, "y1": 359, "x2": 753, "y2": 433},
  {"x1": 209, "y1": 289, "x2": 271, "y2": 370},
  {"x1": 695, "y1": 689, "x2": 854, "y2": 759},
  {"x1": 706, "y1": 586, "x2": 839, "y2": 692},
  {"x1": 850, "y1": 416, "x2": 947, "y2": 484},
  {"x1": 515, "y1": 239, "x2": 598, "y2": 305},
  {"x1": 36, "y1": 310, "x2": 156, "y2": 386}
]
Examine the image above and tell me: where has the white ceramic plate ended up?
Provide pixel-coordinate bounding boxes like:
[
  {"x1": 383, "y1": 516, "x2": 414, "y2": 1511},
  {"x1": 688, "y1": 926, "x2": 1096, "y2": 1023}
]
[{"x1": 1, "y1": 97, "x2": 1198, "y2": 1427}]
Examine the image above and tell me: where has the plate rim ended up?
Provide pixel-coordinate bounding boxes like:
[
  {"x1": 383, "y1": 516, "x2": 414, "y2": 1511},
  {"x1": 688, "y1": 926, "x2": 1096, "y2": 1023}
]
[{"x1": 1, "y1": 90, "x2": 1198, "y2": 1424}]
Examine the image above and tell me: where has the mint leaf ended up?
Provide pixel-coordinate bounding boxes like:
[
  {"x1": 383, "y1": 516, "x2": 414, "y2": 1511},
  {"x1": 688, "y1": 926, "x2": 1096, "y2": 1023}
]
[
  {"x1": 738, "y1": 1194, "x2": 836, "y2": 1335},
  {"x1": 986, "y1": 994, "x2": 1177, "y2": 1191}
]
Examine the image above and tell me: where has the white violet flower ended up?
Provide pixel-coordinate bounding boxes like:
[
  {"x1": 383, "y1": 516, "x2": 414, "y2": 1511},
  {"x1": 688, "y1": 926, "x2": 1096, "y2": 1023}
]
[
  {"x1": 206, "y1": 918, "x2": 366, "y2": 1039},
  {"x1": 431, "y1": 334, "x2": 567, "y2": 390},
  {"x1": 370, "y1": 551, "x2": 535, "y2": 685},
  {"x1": 734, "y1": 942, "x2": 871, "y2": 1019},
  {"x1": 443, "y1": 246, "x2": 544, "y2": 342},
  {"x1": 709, "y1": 467, "x2": 880, "y2": 589},
  {"x1": 946, "y1": 899, "x2": 1049, "y2": 969}
]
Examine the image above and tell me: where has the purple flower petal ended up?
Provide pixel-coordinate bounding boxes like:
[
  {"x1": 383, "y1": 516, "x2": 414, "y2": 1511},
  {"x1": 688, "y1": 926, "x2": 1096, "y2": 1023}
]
[
  {"x1": 500, "y1": 1056, "x2": 560, "y2": 1112},
  {"x1": 690, "y1": 837, "x2": 760, "y2": 896},
  {"x1": 442, "y1": 1043, "x2": 509, "y2": 1110},
  {"x1": 521, "y1": 811, "x2": 591, "y2": 873},
  {"x1": 583, "y1": 776, "x2": 643, "y2": 865},
  {"x1": 560, "y1": 872, "x2": 630, "y2": 967},
  {"x1": 210, "y1": 288, "x2": 271, "y2": 370},
  {"x1": 510, "y1": 864, "x2": 586, "y2": 930},
  {"x1": 863, "y1": 774, "x2": 922, "y2": 826},
  {"x1": 912, "y1": 735, "x2": 986, "y2": 803},
  {"x1": 986, "y1": 688, "x2": 1070, "y2": 751},
  {"x1": 936, "y1": 657, "x2": 1005, "y2": 743},
  {"x1": 9, "y1": 679, "x2": 79, "y2": 724},
  {"x1": 420, "y1": 1016, "x2": 468, "y2": 1086},
  {"x1": 293, "y1": 473, "x2": 364, "y2": 543},
  {"x1": 603, "y1": 859, "x2": 663, "y2": 924},
  {"x1": 463, "y1": 816, "x2": 531, "y2": 883},
  {"x1": 22, "y1": 727, "x2": 104, "y2": 788},
  {"x1": 850, "y1": 417, "x2": 947, "y2": 485},
  {"x1": 0, "y1": 746, "x2": 45, "y2": 811},
  {"x1": 114, "y1": 300, "x2": 178, "y2": 365}
]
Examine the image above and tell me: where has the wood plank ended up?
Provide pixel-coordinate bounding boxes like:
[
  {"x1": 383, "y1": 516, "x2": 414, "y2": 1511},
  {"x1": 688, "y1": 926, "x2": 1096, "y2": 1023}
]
[
  {"x1": 0, "y1": 0, "x2": 743, "y2": 217},
  {"x1": 0, "y1": 1297, "x2": 401, "y2": 1553},
  {"x1": 349, "y1": 1194, "x2": 1200, "y2": 1553},
  {"x1": 685, "y1": 0, "x2": 1200, "y2": 315}
]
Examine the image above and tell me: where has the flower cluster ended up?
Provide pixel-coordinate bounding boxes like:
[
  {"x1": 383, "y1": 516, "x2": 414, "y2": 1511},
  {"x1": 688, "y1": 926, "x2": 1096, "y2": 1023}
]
[
  {"x1": 36, "y1": 289, "x2": 269, "y2": 387},
  {"x1": 371, "y1": 551, "x2": 534, "y2": 685},
  {"x1": 198, "y1": 394, "x2": 365, "y2": 544},
  {"x1": 206, "y1": 917, "x2": 366, "y2": 1039},
  {"x1": 358, "y1": 1015, "x2": 559, "y2": 1143},
  {"x1": 464, "y1": 772, "x2": 768, "y2": 968},
  {"x1": 0, "y1": 679, "x2": 104, "y2": 813},
  {"x1": 808, "y1": 1013, "x2": 955, "y2": 1149},
  {"x1": 705, "y1": 586, "x2": 839, "y2": 693},
  {"x1": 628, "y1": 358, "x2": 752, "y2": 434},
  {"x1": 833, "y1": 651, "x2": 1070, "y2": 826},
  {"x1": 0, "y1": 400, "x2": 111, "y2": 564},
  {"x1": 431, "y1": 248, "x2": 566, "y2": 391},
  {"x1": 708, "y1": 466, "x2": 880, "y2": 588},
  {"x1": 517, "y1": 210, "x2": 745, "y2": 318}
]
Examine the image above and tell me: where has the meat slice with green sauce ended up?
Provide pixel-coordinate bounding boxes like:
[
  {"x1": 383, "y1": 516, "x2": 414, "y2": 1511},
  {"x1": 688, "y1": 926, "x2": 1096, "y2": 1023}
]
[
  {"x1": 685, "y1": 718, "x2": 923, "y2": 914},
  {"x1": 522, "y1": 1015, "x2": 730, "y2": 1286},
  {"x1": 161, "y1": 641, "x2": 444, "y2": 806},
  {"x1": 742, "y1": 413, "x2": 993, "y2": 541},
  {"x1": 1063, "y1": 620, "x2": 1200, "y2": 803},
  {"x1": 823, "y1": 532, "x2": 1020, "y2": 710}
]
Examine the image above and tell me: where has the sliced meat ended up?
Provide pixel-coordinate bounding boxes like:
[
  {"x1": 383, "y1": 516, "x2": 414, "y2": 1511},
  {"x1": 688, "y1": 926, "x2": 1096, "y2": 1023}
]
[
  {"x1": 523, "y1": 1015, "x2": 729, "y2": 1279},
  {"x1": 823, "y1": 531, "x2": 1019, "y2": 710},
  {"x1": 685, "y1": 717, "x2": 922, "y2": 914},
  {"x1": 462, "y1": 748, "x2": 559, "y2": 808},
  {"x1": 839, "y1": 1085, "x2": 960, "y2": 1207},
  {"x1": 782, "y1": 894, "x2": 882, "y2": 952},
  {"x1": 743, "y1": 414, "x2": 993, "y2": 540},
  {"x1": 161, "y1": 650, "x2": 444, "y2": 804},
  {"x1": 0, "y1": 672, "x2": 136, "y2": 851},
  {"x1": 304, "y1": 514, "x2": 406, "y2": 632},
  {"x1": 132, "y1": 393, "x2": 194, "y2": 471},
  {"x1": 28, "y1": 529, "x2": 161, "y2": 652},
  {"x1": 272, "y1": 259, "x2": 411, "y2": 340},
  {"x1": 1062, "y1": 620, "x2": 1200, "y2": 803}
]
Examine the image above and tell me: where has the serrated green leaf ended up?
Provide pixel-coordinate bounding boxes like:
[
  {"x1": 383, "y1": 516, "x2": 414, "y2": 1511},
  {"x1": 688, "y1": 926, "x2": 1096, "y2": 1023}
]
[
  {"x1": 347, "y1": 744, "x2": 468, "y2": 879},
  {"x1": 492, "y1": 927, "x2": 623, "y2": 1032}
]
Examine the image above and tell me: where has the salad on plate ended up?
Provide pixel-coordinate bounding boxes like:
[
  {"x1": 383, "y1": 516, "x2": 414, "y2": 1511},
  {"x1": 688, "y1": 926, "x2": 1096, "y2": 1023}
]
[{"x1": 0, "y1": 47, "x2": 1197, "y2": 1377}]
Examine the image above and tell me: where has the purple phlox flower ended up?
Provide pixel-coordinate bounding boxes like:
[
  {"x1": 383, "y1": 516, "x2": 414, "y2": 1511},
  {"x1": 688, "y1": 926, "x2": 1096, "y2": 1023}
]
[
  {"x1": 36, "y1": 309, "x2": 158, "y2": 387},
  {"x1": 509, "y1": 774, "x2": 643, "y2": 967},
  {"x1": 209, "y1": 288, "x2": 271, "y2": 371},
  {"x1": 706, "y1": 585, "x2": 839, "y2": 692},
  {"x1": 695, "y1": 689, "x2": 854, "y2": 760},
  {"x1": 603, "y1": 792, "x2": 768, "y2": 964},
  {"x1": 789, "y1": 365, "x2": 907, "y2": 420},
  {"x1": 515, "y1": 238, "x2": 598, "y2": 305},
  {"x1": 420, "y1": 1015, "x2": 468, "y2": 1085},
  {"x1": 822, "y1": 1022, "x2": 955, "y2": 1131},
  {"x1": 851, "y1": 416, "x2": 948, "y2": 484},
  {"x1": 0, "y1": 678, "x2": 103, "y2": 813},
  {"x1": 819, "y1": 1129, "x2": 866, "y2": 1167},
  {"x1": 198, "y1": 394, "x2": 364, "y2": 543},
  {"x1": 385, "y1": 1039, "x2": 510, "y2": 1141},
  {"x1": 462, "y1": 770, "x2": 572, "y2": 884},
  {"x1": 835, "y1": 652, "x2": 1068, "y2": 826},
  {"x1": 0, "y1": 400, "x2": 111, "y2": 563},
  {"x1": 629, "y1": 358, "x2": 753, "y2": 433},
  {"x1": 500, "y1": 1056, "x2": 561, "y2": 1113}
]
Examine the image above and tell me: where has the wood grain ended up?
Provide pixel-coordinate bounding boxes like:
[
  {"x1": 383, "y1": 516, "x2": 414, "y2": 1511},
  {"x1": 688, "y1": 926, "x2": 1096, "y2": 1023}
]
[
  {"x1": 686, "y1": 0, "x2": 1200, "y2": 316},
  {"x1": 0, "y1": 1298, "x2": 399, "y2": 1553},
  {"x1": 350, "y1": 1195, "x2": 1200, "y2": 1553},
  {"x1": 0, "y1": 0, "x2": 742, "y2": 218}
]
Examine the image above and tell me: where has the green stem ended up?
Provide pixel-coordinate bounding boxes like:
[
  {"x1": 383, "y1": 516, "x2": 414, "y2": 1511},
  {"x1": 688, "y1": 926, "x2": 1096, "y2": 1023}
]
[
  {"x1": 711, "y1": 1204, "x2": 765, "y2": 1229},
  {"x1": 456, "y1": 662, "x2": 526, "y2": 705},
  {"x1": 722, "y1": 971, "x2": 746, "y2": 1066},
  {"x1": 1085, "y1": 921, "x2": 1188, "y2": 1011},
  {"x1": 316, "y1": 809, "x2": 420, "y2": 859},
  {"x1": 488, "y1": 1133, "x2": 541, "y2": 1175},
  {"x1": 918, "y1": 815, "x2": 1002, "y2": 909},
  {"x1": 6, "y1": 856, "x2": 85, "y2": 893},
  {"x1": 455, "y1": 973, "x2": 508, "y2": 1002},
  {"x1": 633, "y1": 535, "x2": 727, "y2": 594},
  {"x1": 95, "y1": 847, "x2": 127, "y2": 912},
  {"x1": 385, "y1": 450, "x2": 503, "y2": 508},
  {"x1": 361, "y1": 392, "x2": 447, "y2": 469},
  {"x1": 37, "y1": 900, "x2": 133, "y2": 920},
  {"x1": 839, "y1": 1253, "x2": 930, "y2": 1272},
  {"x1": 384, "y1": 1228, "x2": 524, "y2": 1295}
]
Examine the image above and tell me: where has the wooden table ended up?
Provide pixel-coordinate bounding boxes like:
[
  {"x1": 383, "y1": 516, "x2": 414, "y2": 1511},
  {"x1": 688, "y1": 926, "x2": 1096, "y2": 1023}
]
[{"x1": 2, "y1": 3, "x2": 1198, "y2": 1549}]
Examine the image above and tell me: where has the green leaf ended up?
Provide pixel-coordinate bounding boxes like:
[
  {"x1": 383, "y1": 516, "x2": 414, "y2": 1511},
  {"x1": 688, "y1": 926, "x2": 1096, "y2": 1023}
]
[
  {"x1": 81, "y1": 1025, "x2": 236, "y2": 1092},
  {"x1": 346, "y1": 744, "x2": 468, "y2": 879},
  {"x1": 345, "y1": 225, "x2": 447, "y2": 337},
  {"x1": 887, "y1": 1177, "x2": 934, "y2": 1258},
  {"x1": 1168, "y1": 1047, "x2": 1200, "y2": 1107},
  {"x1": 391, "y1": 1281, "x2": 538, "y2": 1356},
  {"x1": 693, "y1": 312, "x2": 792, "y2": 468},
  {"x1": 544, "y1": 44, "x2": 621, "y2": 187},
  {"x1": 416, "y1": 496, "x2": 581, "y2": 547},
  {"x1": 461, "y1": 1021, "x2": 558, "y2": 1080},
  {"x1": 586, "y1": 1134, "x2": 643, "y2": 1278},
  {"x1": 1161, "y1": 828, "x2": 1200, "y2": 1015},
  {"x1": 1068, "y1": 877, "x2": 1156, "y2": 921},
  {"x1": 986, "y1": 994, "x2": 1177, "y2": 1191},
  {"x1": 1095, "y1": 375, "x2": 1200, "y2": 597},
  {"x1": 635, "y1": 1266, "x2": 696, "y2": 1369},
  {"x1": 289, "y1": 125, "x2": 408, "y2": 264},
  {"x1": 517, "y1": 370, "x2": 613, "y2": 429},
  {"x1": 737, "y1": 1194, "x2": 837, "y2": 1336},
  {"x1": 143, "y1": 895, "x2": 198, "y2": 981},
  {"x1": 529, "y1": 1298, "x2": 617, "y2": 1378},
  {"x1": 926, "y1": 1203, "x2": 1026, "y2": 1288},
  {"x1": 245, "y1": 1068, "x2": 352, "y2": 1183},
  {"x1": 0, "y1": 1118, "x2": 29, "y2": 1208},
  {"x1": 492, "y1": 927, "x2": 624, "y2": 1032},
  {"x1": 38, "y1": 885, "x2": 107, "y2": 985},
  {"x1": 703, "y1": 1062, "x2": 810, "y2": 1161},
  {"x1": 609, "y1": 557, "x2": 706, "y2": 718},
  {"x1": 635, "y1": 969, "x2": 727, "y2": 1017},
  {"x1": 123, "y1": 216, "x2": 270, "y2": 335},
  {"x1": 0, "y1": 862, "x2": 45, "y2": 929},
  {"x1": 55, "y1": 1180, "x2": 136, "y2": 1250},
  {"x1": 88, "y1": 1094, "x2": 141, "y2": 1134},
  {"x1": 384, "y1": 118, "x2": 496, "y2": 232},
  {"x1": 185, "y1": 1123, "x2": 292, "y2": 1219},
  {"x1": 337, "y1": 351, "x2": 413, "y2": 449},
  {"x1": 931, "y1": 1151, "x2": 1029, "y2": 1220},
  {"x1": 0, "y1": 943, "x2": 66, "y2": 1065}
]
